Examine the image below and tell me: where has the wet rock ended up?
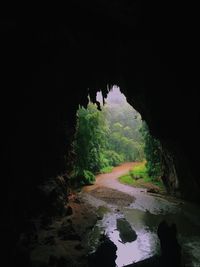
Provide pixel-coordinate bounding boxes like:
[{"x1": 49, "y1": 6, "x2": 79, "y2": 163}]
[
  {"x1": 97, "y1": 215, "x2": 103, "y2": 220},
  {"x1": 117, "y1": 218, "x2": 137, "y2": 243},
  {"x1": 125, "y1": 220, "x2": 183, "y2": 267},
  {"x1": 37, "y1": 175, "x2": 69, "y2": 219},
  {"x1": 157, "y1": 220, "x2": 181, "y2": 267},
  {"x1": 96, "y1": 206, "x2": 108, "y2": 219},
  {"x1": 147, "y1": 188, "x2": 159, "y2": 194},
  {"x1": 88, "y1": 235, "x2": 117, "y2": 267}
]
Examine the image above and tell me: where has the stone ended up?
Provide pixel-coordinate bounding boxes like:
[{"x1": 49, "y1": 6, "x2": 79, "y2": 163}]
[
  {"x1": 157, "y1": 220, "x2": 181, "y2": 267},
  {"x1": 147, "y1": 188, "x2": 159, "y2": 194},
  {"x1": 117, "y1": 218, "x2": 137, "y2": 243},
  {"x1": 88, "y1": 235, "x2": 117, "y2": 267}
]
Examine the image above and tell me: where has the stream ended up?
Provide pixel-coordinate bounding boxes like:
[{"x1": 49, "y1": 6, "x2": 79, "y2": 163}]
[{"x1": 81, "y1": 163, "x2": 200, "y2": 267}]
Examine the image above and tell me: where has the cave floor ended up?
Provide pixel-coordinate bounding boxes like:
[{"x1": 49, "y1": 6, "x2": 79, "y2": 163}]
[
  {"x1": 81, "y1": 162, "x2": 200, "y2": 267},
  {"x1": 30, "y1": 163, "x2": 200, "y2": 267}
]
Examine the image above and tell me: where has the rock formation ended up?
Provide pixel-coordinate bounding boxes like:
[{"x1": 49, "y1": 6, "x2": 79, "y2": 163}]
[{"x1": 2, "y1": 2, "x2": 200, "y2": 265}]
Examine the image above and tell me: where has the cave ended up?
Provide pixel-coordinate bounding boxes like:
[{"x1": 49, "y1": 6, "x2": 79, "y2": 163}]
[{"x1": 3, "y1": 2, "x2": 200, "y2": 267}]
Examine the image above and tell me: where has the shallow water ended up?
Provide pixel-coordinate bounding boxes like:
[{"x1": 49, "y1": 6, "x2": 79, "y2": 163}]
[
  {"x1": 86, "y1": 194, "x2": 200, "y2": 267},
  {"x1": 82, "y1": 163, "x2": 200, "y2": 266}
]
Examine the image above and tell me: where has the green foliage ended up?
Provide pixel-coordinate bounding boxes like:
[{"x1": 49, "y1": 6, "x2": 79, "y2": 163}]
[
  {"x1": 119, "y1": 174, "x2": 136, "y2": 185},
  {"x1": 72, "y1": 87, "x2": 165, "y2": 188},
  {"x1": 103, "y1": 150, "x2": 124, "y2": 166},
  {"x1": 74, "y1": 103, "x2": 108, "y2": 175},
  {"x1": 72, "y1": 87, "x2": 146, "y2": 185},
  {"x1": 70, "y1": 169, "x2": 95, "y2": 186},
  {"x1": 129, "y1": 162, "x2": 148, "y2": 179},
  {"x1": 102, "y1": 89, "x2": 145, "y2": 162},
  {"x1": 119, "y1": 162, "x2": 165, "y2": 192},
  {"x1": 100, "y1": 166, "x2": 113, "y2": 173},
  {"x1": 82, "y1": 170, "x2": 95, "y2": 185},
  {"x1": 140, "y1": 122, "x2": 163, "y2": 180}
]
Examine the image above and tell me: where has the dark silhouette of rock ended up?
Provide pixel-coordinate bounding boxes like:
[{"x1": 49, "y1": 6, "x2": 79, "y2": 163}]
[
  {"x1": 157, "y1": 220, "x2": 182, "y2": 267},
  {"x1": 117, "y1": 218, "x2": 137, "y2": 243},
  {"x1": 147, "y1": 188, "x2": 159, "y2": 194},
  {"x1": 125, "y1": 221, "x2": 182, "y2": 267},
  {"x1": 88, "y1": 234, "x2": 117, "y2": 267},
  {"x1": 5, "y1": 4, "x2": 200, "y2": 265}
]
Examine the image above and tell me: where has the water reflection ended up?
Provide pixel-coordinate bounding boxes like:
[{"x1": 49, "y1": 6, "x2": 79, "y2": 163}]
[
  {"x1": 109, "y1": 229, "x2": 158, "y2": 266},
  {"x1": 84, "y1": 189, "x2": 200, "y2": 266},
  {"x1": 90, "y1": 205, "x2": 200, "y2": 267},
  {"x1": 98, "y1": 212, "x2": 159, "y2": 267}
]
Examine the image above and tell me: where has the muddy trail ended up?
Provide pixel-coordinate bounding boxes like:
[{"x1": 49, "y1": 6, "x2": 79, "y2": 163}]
[
  {"x1": 84, "y1": 162, "x2": 138, "y2": 193},
  {"x1": 80, "y1": 162, "x2": 200, "y2": 267}
]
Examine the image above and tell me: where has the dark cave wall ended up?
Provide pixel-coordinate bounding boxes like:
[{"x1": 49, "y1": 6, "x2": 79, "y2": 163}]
[{"x1": 3, "y1": 1, "x2": 200, "y2": 255}]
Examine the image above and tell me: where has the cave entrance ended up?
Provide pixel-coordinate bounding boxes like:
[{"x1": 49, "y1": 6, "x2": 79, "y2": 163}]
[
  {"x1": 69, "y1": 85, "x2": 168, "y2": 266},
  {"x1": 72, "y1": 85, "x2": 164, "y2": 194},
  {"x1": 65, "y1": 86, "x2": 200, "y2": 267}
]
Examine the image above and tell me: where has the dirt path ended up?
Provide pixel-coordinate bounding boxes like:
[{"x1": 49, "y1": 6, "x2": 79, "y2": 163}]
[
  {"x1": 82, "y1": 162, "x2": 180, "y2": 214},
  {"x1": 82, "y1": 162, "x2": 149, "y2": 207},
  {"x1": 83, "y1": 162, "x2": 145, "y2": 194}
]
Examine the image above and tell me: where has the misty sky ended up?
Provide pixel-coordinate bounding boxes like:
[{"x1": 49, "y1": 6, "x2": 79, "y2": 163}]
[{"x1": 96, "y1": 86, "x2": 126, "y2": 105}]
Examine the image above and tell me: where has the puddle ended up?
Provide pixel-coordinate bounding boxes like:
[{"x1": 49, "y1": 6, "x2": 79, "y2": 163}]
[
  {"x1": 87, "y1": 205, "x2": 200, "y2": 267},
  {"x1": 82, "y1": 173, "x2": 200, "y2": 267},
  {"x1": 88, "y1": 212, "x2": 159, "y2": 267}
]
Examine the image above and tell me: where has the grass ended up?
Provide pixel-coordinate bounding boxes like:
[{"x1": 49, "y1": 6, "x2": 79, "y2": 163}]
[
  {"x1": 119, "y1": 162, "x2": 165, "y2": 193},
  {"x1": 129, "y1": 162, "x2": 148, "y2": 179},
  {"x1": 100, "y1": 166, "x2": 113, "y2": 174}
]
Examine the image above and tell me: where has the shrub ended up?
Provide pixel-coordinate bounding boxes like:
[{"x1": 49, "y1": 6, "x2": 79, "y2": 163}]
[
  {"x1": 82, "y1": 170, "x2": 95, "y2": 185},
  {"x1": 104, "y1": 150, "x2": 124, "y2": 166},
  {"x1": 100, "y1": 166, "x2": 113, "y2": 173}
]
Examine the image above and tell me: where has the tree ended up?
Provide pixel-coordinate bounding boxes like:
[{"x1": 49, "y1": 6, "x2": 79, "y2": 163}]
[
  {"x1": 73, "y1": 103, "x2": 109, "y2": 185},
  {"x1": 140, "y1": 122, "x2": 163, "y2": 180},
  {"x1": 72, "y1": 87, "x2": 146, "y2": 185}
]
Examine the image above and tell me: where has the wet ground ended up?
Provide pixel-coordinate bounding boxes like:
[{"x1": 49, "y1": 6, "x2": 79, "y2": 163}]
[{"x1": 81, "y1": 162, "x2": 200, "y2": 267}]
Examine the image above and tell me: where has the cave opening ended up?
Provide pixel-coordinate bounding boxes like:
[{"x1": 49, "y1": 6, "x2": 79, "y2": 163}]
[
  {"x1": 67, "y1": 86, "x2": 173, "y2": 266},
  {"x1": 5, "y1": 5, "x2": 200, "y2": 267},
  {"x1": 71, "y1": 85, "x2": 165, "y2": 194},
  {"x1": 63, "y1": 86, "x2": 200, "y2": 267}
]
